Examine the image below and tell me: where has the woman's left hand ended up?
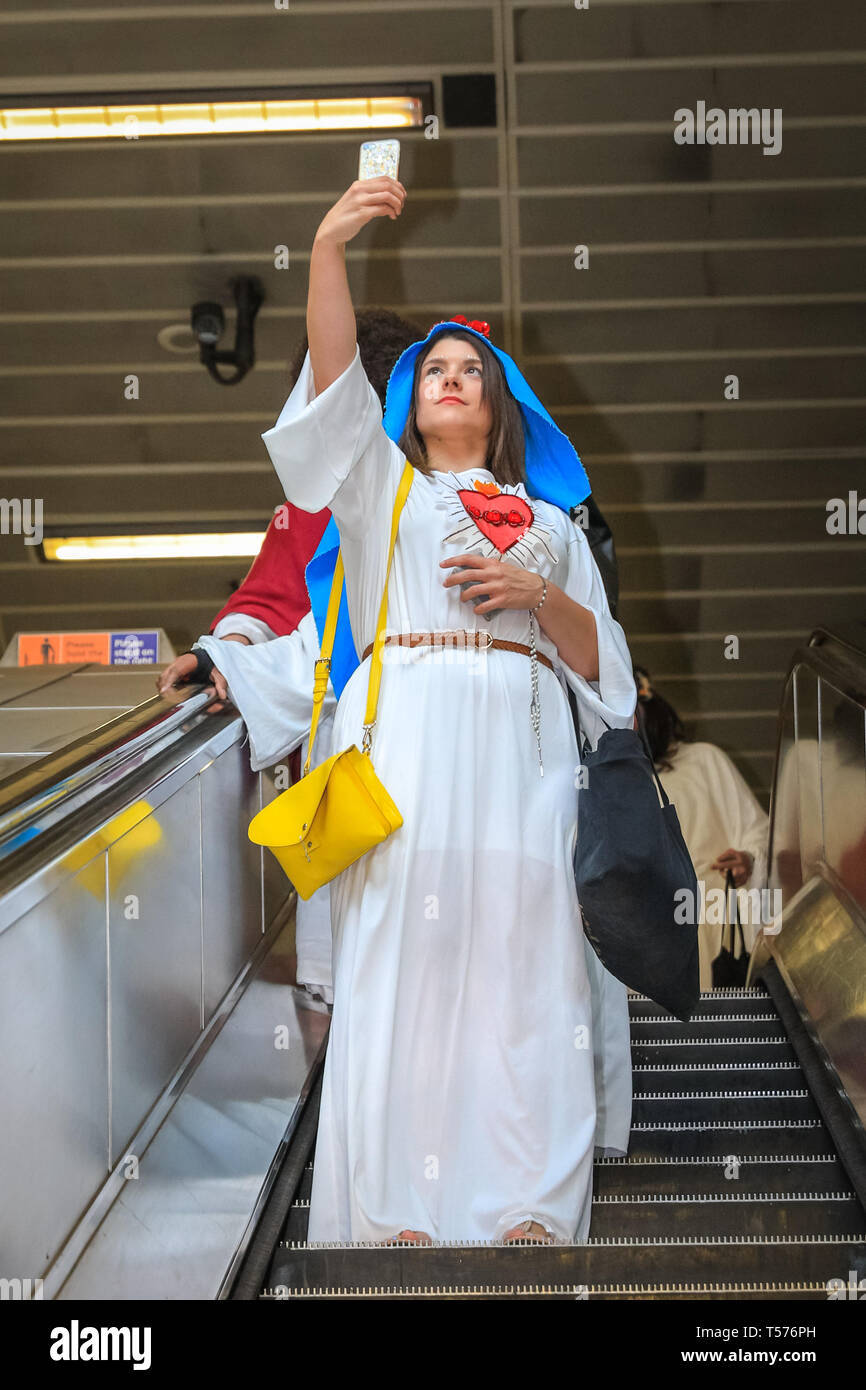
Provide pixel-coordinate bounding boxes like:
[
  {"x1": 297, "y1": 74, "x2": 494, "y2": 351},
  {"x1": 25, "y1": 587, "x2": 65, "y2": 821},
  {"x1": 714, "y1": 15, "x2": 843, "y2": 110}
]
[{"x1": 440, "y1": 553, "x2": 545, "y2": 614}]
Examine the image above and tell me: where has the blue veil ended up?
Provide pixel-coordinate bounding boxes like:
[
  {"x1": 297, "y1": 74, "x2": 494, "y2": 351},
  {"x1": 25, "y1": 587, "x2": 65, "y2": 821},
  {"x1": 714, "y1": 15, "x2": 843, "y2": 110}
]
[{"x1": 304, "y1": 321, "x2": 592, "y2": 699}]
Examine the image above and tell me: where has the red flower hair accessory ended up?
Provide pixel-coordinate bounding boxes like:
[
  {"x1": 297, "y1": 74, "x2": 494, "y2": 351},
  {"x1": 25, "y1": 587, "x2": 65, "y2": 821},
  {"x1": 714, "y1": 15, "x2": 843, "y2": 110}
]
[{"x1": 429, "y1": 314, "x2": 491, "y2": 339}]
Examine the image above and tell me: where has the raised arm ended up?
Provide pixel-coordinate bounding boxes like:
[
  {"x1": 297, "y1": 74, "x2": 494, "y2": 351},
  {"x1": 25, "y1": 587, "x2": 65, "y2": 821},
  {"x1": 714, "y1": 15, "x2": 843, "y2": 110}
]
[{"x1": 307, "y1": 177, "x2": 406, "y2": 395}]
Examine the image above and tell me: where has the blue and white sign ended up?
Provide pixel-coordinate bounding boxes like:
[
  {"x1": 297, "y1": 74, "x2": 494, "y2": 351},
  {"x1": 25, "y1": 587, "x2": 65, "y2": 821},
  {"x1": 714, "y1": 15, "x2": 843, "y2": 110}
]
[{"x1": 110, "y1": 631, "x2": 160, "y2": 665}]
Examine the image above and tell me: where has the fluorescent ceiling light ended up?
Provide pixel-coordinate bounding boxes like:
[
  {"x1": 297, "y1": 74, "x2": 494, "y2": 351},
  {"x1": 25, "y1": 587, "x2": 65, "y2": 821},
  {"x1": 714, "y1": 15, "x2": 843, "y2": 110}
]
[
  {"x1": 43, "y1": 533, "x2": 266, "y2": 561},
  {"x1": 0, "y1": 95, "x2": 423, "y2": 141}
]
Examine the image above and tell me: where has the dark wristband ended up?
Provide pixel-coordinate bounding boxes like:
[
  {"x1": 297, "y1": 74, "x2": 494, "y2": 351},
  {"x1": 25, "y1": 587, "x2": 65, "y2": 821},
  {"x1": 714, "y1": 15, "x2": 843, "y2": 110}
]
[{"x1": 187, "y1": 646, "x2": 216, "y2": 683}]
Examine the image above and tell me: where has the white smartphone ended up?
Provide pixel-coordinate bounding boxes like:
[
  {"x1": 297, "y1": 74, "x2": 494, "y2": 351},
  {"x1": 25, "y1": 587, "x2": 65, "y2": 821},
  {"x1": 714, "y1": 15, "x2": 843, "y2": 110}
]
[{"x1": 358, "y1": 138, "x2": 401, "y2": 181}]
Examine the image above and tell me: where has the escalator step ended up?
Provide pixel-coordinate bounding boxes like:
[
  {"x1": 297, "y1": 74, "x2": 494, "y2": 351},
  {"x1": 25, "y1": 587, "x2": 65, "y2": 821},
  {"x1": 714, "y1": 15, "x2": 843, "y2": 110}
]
[
  {"x1": 629, "y1": 990, "x2": 770, "y2": 1019},
  {"x1": 283, "y1": 1202, "x2": 311, "y2": 1244},
  {"x1": 588, "y1": 1192, "x2": 866, "y2": 1239},
  {"x1": 631, "y1": 1038, "x2": 794, "y2": 1062},
  {"x1": 627, "y1": 1121, "x2": 834, "y2": 1158},
  {"x1": 632, "y1": 1091, "x2": 821, "y2": 1125},
  {"x1": 267, "y1": 975, "x2": 861, "y2": 1297},
  {"x1": 630, "y1": 1017, "x2": 785, "y2": 1042},
  {"x1": 260, "y1": 1280, "x2": 834, "y2": 1300},
  {"x1": 586, "y1": 1282, "x2": 842, "y2": 1301},
  {"x1": 286, "y1": 1154, "x2": 855, "y2": 1239},
  {"x1": 296, "y1": 1161, "x2": 314, "y2": 1203},
  {"x1": 593, "y1": 1155, "x2": 852, "y2": 1197},
  {"x1": 631, "y1": 1064, "x2": 806, "y2": 1095},
  {"x1": 264, "y1": 1235, "x2": 866, "y2": 1297}
]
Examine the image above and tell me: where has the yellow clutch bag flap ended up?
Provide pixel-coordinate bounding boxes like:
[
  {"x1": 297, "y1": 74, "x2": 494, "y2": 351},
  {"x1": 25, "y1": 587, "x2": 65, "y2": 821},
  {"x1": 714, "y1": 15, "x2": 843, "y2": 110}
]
[{"x1": 248, "y1": 460, "x2": 414, "y2": 900}]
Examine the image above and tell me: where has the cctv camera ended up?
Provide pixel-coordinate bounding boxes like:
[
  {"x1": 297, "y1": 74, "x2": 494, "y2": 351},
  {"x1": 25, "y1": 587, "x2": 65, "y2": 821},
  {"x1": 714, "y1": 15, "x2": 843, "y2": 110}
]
[{"x1": 191, "y1": 301, "x2": 224, "y2": 346}]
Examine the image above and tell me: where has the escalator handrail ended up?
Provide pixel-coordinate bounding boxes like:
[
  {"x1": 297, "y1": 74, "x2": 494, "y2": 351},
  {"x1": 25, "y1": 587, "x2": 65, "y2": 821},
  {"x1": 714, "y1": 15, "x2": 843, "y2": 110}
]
[
  {"x1": 766, "y1": 625, "x2": 866, "y2": 891},
  {"x1": 0, "y1": 686, "x2": 217, "y2": 848},
  {"x1": 807, "y1": 625, "x2": 866, "y2": 686}
]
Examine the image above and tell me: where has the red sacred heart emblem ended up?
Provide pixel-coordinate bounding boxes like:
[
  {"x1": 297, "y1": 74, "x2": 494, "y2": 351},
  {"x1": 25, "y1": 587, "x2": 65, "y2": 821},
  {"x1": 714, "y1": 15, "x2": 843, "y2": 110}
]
[{"x1": 458, "y1": 490, "x2": 533, "y2": 553}]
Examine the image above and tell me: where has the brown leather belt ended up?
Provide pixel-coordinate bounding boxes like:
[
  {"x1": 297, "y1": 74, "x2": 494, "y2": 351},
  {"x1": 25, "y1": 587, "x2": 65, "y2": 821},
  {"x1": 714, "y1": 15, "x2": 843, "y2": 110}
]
[{"x1": 361, "y1": 630, "x2": 555, "y2": 673}]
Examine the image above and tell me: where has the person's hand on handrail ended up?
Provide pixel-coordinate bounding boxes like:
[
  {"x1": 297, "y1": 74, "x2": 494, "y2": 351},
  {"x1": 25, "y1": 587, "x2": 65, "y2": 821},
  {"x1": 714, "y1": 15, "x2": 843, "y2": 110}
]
[{"x1": 157, "y1": 648, "x2": 231, "y2": 712}]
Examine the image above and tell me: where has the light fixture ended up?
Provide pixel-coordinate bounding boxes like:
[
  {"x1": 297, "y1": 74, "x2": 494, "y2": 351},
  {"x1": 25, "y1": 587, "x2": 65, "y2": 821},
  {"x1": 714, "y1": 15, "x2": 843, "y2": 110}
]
[
  {"x1": 43, "y1": 533, "x2": 266, "y2": 562},
  {"x1": 0, "y1": 91, "x2": 425, "y2": 142}
]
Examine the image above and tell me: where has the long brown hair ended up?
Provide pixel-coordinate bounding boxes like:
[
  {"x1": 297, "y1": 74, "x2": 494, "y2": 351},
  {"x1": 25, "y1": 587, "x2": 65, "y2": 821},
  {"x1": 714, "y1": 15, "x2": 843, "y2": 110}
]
[
  {"x1": 398, "y1": 329, "x2": 526, "y2": 486},
  {"x1": 634, "y1": 665, "x2": 689, "y2": 773}
]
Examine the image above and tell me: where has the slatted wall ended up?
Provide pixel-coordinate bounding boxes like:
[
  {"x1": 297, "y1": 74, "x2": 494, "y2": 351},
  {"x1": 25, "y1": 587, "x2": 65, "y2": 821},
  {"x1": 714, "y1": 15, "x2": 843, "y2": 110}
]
[
  {"x1": 1, "y1": 0, "x2": 864, "y2": 801},
  {"x1": 506, "y1": 0, "x2": 866, "y2": 804}
]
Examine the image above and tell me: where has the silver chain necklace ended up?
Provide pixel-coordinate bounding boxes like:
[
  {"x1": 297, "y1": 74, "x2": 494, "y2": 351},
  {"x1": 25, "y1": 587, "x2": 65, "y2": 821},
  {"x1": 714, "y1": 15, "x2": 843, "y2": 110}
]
[{"x1": 528, "y1": 611, "x2": 543, "y2": 777}]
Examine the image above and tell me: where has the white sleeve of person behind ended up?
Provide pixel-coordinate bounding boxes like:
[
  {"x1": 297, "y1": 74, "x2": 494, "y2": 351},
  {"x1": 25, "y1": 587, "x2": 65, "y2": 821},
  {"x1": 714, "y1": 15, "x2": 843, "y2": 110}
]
[
  {"x1": 701, "y1": 741, "x2": 770, "y2": 901},
  {"x1": 193, "y1": 612, "x2": 337, "y2": 773},
  {"x1": 553, "y1": 518, "x2": 637, "y2": 750},
  {"x1": 211, "y1": 613, "x2": 277, "y2": 644},
  {"x1": 671, "y1": 741, "x2": 770, "y2": 961},
  {"x1": 711, "y1": 744, "x2": 769, "y2": 890}
]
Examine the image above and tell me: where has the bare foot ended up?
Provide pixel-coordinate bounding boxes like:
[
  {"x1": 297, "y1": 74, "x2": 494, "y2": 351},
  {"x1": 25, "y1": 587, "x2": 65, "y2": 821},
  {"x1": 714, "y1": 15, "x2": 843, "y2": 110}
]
[
  {"x1": 384, "y1": 1228, "x2": 433, "y2": 1245},
  {"x1": 502, "y1": 1219, "x2": 554, "y2": 1244}
]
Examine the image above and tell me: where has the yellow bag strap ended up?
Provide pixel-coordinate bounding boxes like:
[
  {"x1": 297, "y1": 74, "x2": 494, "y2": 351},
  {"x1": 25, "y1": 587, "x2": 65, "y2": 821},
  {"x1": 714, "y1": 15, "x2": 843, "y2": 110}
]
[
  {"x1": 304, "y1": 458, "x2": 414, "y2": 774},
  {"x1": 304, "y1": 549, "x2": 345, "y2": 774}
]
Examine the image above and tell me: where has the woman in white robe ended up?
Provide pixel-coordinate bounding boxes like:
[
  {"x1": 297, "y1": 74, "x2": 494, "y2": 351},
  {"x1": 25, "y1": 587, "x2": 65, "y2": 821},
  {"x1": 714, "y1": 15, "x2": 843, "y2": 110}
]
[
  {"x1": 218, "y1": 177, "x2": 636, "y2": 1243},
  {"x1": 259, "y1": 177, "x2": 637, "y2": 1244},
  {"x1": 660, "y1": 740, "x2": 769, "y2": 989},
  {"x1": 635, "y1": 670, "x2": 769, "y2": 990},
  {"x1": 265, "y1": 362, "x2": 635, "y2": 1243}
]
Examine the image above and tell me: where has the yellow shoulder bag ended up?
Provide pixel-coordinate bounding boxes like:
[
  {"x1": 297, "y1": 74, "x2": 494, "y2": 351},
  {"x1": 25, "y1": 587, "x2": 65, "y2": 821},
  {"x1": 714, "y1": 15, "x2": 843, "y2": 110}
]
[{"x1": 247, "y1": 460, "x2": 414, "y2": 899}]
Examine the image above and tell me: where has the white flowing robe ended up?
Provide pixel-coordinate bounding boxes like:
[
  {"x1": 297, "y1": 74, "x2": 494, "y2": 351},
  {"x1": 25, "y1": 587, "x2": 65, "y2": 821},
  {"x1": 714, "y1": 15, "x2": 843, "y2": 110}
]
[
  {"x1": 199, "y1": 623, "x2": 632, "y2": 1149},
  {"x1": 199, "y1": 622, "x2": 631, "y2": 1145},
  {"x1": 251, "y1": 347, "x2": 636, "y2": 1243}
]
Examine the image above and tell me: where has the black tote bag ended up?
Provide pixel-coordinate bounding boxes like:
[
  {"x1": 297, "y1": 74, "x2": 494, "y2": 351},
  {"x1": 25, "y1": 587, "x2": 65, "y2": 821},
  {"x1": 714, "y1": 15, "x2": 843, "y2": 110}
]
[
  {"x1": 711, "y1": 870, "x2": 751, "y2": 988},
  {"x1": 567, "y1": 686, "x2": 700, "y2": 1022}
]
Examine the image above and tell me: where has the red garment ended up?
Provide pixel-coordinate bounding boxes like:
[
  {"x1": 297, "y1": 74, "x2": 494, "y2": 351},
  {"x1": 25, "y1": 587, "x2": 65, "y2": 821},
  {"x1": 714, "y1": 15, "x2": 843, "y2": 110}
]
[{"x1": 210, "y1": 504, "x2": 331, "y2": 639}]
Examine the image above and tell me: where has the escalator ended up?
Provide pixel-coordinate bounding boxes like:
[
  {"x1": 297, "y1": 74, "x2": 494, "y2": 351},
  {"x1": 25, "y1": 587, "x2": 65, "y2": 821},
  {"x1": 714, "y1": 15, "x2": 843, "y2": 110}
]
[
  {"x1": 0, "y1": 676, "x2": 324, "y2": 1300},
  {"x1": 238, "y1": 985, "x2": 866, "y2": 1299},
  {"x1": 230, "y1": 626, "x2": 866, "y2": 1301},
  {"x1": 1, "y1": 627, "x2": 865, "y2": 1300}
]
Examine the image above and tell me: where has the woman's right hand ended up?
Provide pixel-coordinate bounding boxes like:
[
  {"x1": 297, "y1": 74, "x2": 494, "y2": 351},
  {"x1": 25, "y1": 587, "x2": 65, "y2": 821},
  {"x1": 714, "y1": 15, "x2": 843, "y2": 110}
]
[
  {"x1": 157, "y1": 652, "x2": 229, "y2": 710},
  {"x1": 314, "y1": 177, "x2": 406, "y2": 249}
]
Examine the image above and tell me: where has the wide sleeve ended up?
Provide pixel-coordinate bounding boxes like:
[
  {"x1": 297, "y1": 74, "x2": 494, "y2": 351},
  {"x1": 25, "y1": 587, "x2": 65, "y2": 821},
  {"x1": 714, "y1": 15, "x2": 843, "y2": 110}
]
[
  {"x1": 704, "y1": 744, "x2": 770, "y2": 890},
  {"x1": 193, "y1": 612, "x2": 336, "y2": 772},
  {"x1": 260, "y1": 345, "x2": 403, "y2": 540},
  {"x1": 212, "y1": 613, "x2": 276, "y2": 644},
  {"x1": 555, "y1": 519, "x2": 637, "y2": 749}
]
